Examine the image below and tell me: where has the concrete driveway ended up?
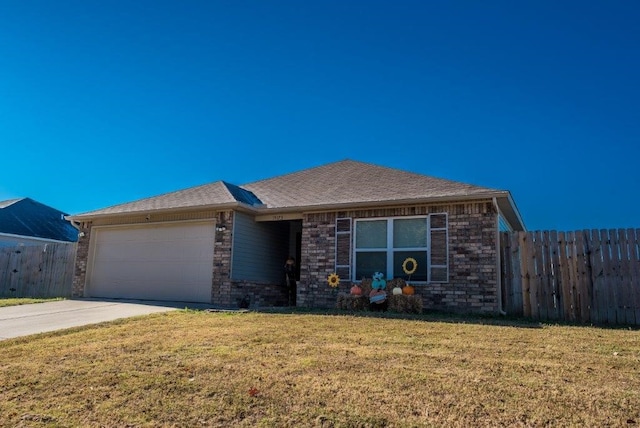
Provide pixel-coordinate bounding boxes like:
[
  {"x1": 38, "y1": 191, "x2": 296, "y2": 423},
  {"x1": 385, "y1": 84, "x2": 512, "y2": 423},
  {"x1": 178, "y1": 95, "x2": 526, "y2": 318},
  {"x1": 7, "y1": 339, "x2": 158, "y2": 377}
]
[{"x1": 0, "y1": 299, "x2": 206, "y2": 341}]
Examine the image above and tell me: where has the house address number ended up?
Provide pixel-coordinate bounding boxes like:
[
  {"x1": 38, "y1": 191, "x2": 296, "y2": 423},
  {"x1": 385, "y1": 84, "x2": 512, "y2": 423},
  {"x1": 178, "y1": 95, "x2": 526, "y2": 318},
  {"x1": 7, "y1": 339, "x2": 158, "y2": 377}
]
[{"x1": 255, "y1": 213, "x2": 303, "y2": 222}]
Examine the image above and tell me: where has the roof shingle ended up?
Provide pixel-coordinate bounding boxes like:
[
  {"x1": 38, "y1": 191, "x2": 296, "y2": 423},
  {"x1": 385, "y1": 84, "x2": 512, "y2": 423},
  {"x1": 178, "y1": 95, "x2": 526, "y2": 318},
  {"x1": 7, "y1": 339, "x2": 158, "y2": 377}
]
[
  {"x1": 242, "y1": 160, "x2": 502, "y2": 208},
  {"x1": 0, "y1": 198, "x2": 78, "y2": 242},
  {"x1": 71, "y1": 160, "x2": 513, "y2": 221},
  {"x1": 75, "y1": 181, "x2": 245, "y2": 217}
]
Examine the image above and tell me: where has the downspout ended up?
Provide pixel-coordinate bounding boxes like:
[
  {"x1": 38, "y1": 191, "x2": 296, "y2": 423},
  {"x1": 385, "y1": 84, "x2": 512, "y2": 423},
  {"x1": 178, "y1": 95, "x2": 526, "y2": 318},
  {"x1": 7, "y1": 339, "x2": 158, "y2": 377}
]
[{"x1": 493, "y1": 197, "x2": 507, "y2": 316}]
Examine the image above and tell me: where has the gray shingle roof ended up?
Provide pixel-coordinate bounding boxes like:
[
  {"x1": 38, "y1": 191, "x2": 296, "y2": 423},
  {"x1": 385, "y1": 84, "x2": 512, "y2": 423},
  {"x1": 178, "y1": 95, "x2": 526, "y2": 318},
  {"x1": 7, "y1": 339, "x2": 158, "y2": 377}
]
[
  {"x1": 71, "y1": 160, "x2": 522, "y2": 229},
  {"x1": 75, "y1": 181, "x2": 249, "y2": 217},
  {"x1": 242, "y1": 160, "x2": 501, "y2": 208}
]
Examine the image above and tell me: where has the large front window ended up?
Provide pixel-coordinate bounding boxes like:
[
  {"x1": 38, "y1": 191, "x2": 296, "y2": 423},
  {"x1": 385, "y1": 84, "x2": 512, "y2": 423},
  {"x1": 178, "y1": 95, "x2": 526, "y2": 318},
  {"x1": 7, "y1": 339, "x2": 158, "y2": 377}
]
[{"x1": 354, "y1": 216, "x2": 433, "y2": 281}]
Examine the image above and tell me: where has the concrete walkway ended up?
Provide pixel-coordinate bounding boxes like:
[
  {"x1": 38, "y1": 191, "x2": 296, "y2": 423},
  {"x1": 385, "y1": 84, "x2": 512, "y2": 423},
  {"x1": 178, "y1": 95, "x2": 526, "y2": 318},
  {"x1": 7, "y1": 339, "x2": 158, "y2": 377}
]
[{"x1": 0, "y1": 299, "x2": 207, "y2": 341}]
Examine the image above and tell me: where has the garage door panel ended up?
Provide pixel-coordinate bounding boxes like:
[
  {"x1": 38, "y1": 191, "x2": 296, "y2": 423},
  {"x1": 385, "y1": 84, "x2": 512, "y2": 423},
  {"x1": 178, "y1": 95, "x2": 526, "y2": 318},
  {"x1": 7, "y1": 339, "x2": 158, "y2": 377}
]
[{"x1": 88, "y1": 222, "x2": 215, "y2": 303}]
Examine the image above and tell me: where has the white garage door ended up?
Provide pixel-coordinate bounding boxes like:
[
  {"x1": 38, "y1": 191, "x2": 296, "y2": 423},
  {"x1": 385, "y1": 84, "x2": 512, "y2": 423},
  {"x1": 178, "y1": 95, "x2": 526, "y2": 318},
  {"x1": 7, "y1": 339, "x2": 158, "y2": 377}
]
[{"x1": 88, "y1": 222, "x2": 215, "y2": 303}]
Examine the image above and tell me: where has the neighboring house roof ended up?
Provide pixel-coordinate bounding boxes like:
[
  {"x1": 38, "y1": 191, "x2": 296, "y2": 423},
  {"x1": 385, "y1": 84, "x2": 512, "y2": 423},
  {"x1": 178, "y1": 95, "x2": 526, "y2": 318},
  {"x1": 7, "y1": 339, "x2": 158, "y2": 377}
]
[
  {"x1": 0, "y1": 198, "x2": 78, "y2": 242},
  {"x1": 70, "y1": 160, "x2": 525, "y2": 230}
]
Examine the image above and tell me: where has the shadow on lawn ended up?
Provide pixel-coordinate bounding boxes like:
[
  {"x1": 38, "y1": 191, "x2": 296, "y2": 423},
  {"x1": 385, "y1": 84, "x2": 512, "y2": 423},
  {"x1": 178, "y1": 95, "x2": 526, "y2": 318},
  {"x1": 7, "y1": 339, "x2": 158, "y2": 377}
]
[
  {"x1": 91, "y1": 298, "x2": 638, "y2": 331},
  {"x1": 249, "y1": 306, "x2": 640, "y2": 331},
  {"x1": 250, "y1": 306, "x2": 546, "y2": 329}
]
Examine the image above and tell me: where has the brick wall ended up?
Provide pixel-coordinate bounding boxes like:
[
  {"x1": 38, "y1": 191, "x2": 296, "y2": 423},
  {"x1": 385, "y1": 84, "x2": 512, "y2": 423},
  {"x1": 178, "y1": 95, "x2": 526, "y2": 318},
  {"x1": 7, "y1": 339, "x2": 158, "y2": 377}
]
[
  {"x1": 298, "y1": 201, "x2": 499, "y2": 314},
  {"x1": 72, "y1": 222, "x2": 91, "y2": 297},
  {"x1": 230, "y1": 280, "x2": 289, "y2": 308},
  {"x1": 298, "y1": 212, "x2": 338, "y2": 308},
  {"x1": 429, "y1": 203, "x2": 498, "y2": 313},
  {"x1": 211, "y1": 211, "x2": 233, "y2": 306}
]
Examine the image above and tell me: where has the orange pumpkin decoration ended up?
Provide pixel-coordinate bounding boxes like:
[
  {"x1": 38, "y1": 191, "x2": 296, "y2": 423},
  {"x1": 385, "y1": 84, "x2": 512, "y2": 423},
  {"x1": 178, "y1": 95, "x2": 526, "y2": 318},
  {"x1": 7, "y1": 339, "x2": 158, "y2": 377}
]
[
  {"x1": 402, "y1": 284, "x2": 415, "y2": 295},
  {"x1": 350, "y1": 284, "x2": 363, "y2": 296}
]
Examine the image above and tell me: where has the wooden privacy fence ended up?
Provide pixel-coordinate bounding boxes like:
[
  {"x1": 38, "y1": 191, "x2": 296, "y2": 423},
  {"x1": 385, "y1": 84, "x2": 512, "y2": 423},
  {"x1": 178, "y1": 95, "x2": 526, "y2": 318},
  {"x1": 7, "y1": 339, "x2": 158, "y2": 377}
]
[
  {"x1": 501, "y1": 229, "x2": 640, "y2": 325},
  {"x1": 0, "y1": 243, "x2": 77, "y2": 298}
]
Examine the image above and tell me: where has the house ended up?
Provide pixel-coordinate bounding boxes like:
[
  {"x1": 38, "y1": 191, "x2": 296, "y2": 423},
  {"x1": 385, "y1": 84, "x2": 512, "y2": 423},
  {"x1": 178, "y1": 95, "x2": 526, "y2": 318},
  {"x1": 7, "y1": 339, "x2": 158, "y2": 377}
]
[
  {"x1": 68, "y1": 160, "x2": 525, "y2": 313},
  {"x1": 0, "y1": 198, "x2": 79, "y2": 247}
]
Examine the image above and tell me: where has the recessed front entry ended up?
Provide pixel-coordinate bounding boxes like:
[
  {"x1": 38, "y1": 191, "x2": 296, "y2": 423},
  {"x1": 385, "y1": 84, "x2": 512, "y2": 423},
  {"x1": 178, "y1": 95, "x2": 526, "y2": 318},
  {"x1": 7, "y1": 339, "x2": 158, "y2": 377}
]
[{"x1": 87, "y1": 221, "x2": 215, "y2": 303}]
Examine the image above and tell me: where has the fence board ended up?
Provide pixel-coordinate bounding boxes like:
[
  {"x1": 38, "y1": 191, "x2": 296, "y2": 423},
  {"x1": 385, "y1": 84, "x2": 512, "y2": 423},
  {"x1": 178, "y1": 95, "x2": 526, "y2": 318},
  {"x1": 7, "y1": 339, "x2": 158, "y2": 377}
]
[
  {"x1": 610, "y1": 229, "x2": 625, "y2": 324},
  {"x1": 592, "y1": 230, "x2": 608, "y2": 324},
  {"x1": 567, "y1": 231, "x2": 580, "y2": 322},
  {"x1": 548, "y1": 231, "x2": 561, "y2": 320},
  {"x1": 526, "y1": 232, "x2": 539, "y2": 319},
  {"x1": 501, "y1": 228, "x2": 640, "y2": 326},
  {"x1": 500, "y1": 233, "x2": 513, "y2": 314},
  {"x1": 509, "y1": 232, "x2": 523, "y2": 315},
  {"x1": 518, "y1": 232, "x2": 532, "y2": 318},
  {"x1": 557, "y1": 232, "x2": 572, "y2": 322},
  {"x1": 618, "y1": 229, "x2": 634, "y2": 325},
  {"x1": 533, "y1": 231, "x2": 548, "y2": 320},
  {"x1": 576, "y1": 231, "x2": 591, "y2": 323},
  {"x1": 0, "y1": 243, "x2": 76, "y2": 298},
  {"x1": 541, "y1": 231, "x2": 557, "y2": 320},
  {"x1": 632, "y1": 229, "x2": 640, "y2": 324}
]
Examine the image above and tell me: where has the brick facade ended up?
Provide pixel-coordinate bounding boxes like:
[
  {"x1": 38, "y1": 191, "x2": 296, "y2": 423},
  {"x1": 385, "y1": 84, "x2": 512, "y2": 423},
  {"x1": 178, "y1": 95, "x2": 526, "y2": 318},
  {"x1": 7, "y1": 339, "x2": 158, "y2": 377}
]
[
  {"x1": 297, "y1": 201, "x2": 499, "y2": 314},
  {"x1": 72, "y1": 222, "x2": 92, "y2": 297},
  {"x1": 211, "y1": 211, "x2": 233, "y2": 306},
  {"x1": 71, "y1": 201, "x2": 500, "y2": 314}
]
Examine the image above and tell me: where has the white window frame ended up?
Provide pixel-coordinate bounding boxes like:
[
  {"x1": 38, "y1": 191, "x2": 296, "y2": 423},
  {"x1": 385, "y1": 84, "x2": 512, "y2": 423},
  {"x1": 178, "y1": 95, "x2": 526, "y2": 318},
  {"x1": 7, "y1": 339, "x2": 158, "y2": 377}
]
[{"x1": 352, "y1": 216, "x2": 420, "y2": 282}]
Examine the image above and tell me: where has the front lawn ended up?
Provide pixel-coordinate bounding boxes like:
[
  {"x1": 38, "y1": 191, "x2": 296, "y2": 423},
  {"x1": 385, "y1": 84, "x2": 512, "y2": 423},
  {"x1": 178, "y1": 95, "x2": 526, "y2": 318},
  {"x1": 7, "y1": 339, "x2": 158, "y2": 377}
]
[
  {"x1": 0, "y1": 297, "x2": 62, "y2": 307},
  {"x1": 1, "y1": 310, "x2": 639, "y2": 427}
]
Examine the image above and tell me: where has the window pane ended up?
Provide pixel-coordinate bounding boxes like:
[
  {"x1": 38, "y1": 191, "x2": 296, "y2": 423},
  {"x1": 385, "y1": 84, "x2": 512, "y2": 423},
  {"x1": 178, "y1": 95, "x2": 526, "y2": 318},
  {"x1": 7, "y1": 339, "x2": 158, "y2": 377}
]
[
  {"x1": 355, "y1": 252, "x2": 387, "y2": 280},
  {"x1": 356, "y1": 220, "x2": 387, "y2": 248},
  {"x1": 393, "y1": 251, "x2": 427, "y2": 282},
  {"x1": 393, "y1": 218, "x2": 427, "y2": 248}
]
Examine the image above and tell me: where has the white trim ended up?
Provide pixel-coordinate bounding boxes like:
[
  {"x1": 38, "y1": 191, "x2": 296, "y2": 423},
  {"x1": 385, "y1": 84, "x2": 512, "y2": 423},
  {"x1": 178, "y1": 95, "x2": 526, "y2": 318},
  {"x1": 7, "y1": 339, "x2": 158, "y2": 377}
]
[{"x1": 353, "y1": 215, "x2": 438, "y2": 282}]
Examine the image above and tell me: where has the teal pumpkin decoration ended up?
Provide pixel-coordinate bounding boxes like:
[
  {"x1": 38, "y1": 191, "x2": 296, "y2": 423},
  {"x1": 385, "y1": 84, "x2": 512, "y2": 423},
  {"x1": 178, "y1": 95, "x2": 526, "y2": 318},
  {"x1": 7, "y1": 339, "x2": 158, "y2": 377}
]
[{"x1": 371, "y1": 272, "x2": 387, "y2": 290}]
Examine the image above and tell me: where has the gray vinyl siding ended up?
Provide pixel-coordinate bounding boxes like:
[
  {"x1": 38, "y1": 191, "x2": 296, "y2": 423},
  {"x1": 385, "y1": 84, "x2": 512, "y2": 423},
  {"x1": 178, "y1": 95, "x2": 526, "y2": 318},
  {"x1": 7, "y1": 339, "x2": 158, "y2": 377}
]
[{"x1": 231, "y1": 212, "x2": 289, "y2": 283}]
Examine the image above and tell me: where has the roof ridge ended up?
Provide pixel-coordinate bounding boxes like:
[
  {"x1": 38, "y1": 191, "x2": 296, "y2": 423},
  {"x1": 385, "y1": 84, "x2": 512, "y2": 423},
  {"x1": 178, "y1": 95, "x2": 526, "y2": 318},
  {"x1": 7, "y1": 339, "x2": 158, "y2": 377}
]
[
  {"x1": 242, "y1": 159, "x2": 359, "y2": 186},
  {"x1": 0, "y1": 198, "x2": 25, "y2": 209}
]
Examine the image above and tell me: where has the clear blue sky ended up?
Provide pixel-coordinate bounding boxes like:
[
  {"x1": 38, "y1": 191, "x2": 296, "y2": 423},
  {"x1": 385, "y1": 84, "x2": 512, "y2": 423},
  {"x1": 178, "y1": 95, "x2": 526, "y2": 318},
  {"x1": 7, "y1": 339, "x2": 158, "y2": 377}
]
[{"x1": 1, "y1": 1, "x2": 638, "y2": 231}]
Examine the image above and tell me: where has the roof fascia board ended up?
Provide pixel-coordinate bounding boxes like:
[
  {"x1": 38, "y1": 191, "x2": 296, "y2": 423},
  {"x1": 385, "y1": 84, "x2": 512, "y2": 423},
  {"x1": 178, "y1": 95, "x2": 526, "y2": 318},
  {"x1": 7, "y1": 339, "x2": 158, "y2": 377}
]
[
  {"x1": 65, "y1": 191, "x2": 526, "y2": 231},
  {"x1": 66, "y1": 201, "x2": 261, "y2": 222},
  {"x1": 495, "y1": 193, "x2": 526, "y2": 232},
  {"x1": 256, "y1": 192, "x2": 510, "y2": 215}
]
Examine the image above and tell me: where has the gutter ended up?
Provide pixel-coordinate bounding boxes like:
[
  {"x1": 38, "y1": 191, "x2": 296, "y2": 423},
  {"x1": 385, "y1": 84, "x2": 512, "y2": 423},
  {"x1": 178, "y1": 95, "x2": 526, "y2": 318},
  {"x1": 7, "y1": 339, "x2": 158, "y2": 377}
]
[
  {"x1": 264, "y1": 191, "x2": 512, "y2": 215},
  {"x1": 66, "y1": 192, "x2": 510, "y2": 223},
  {"x1": 66, "y1": 201, "x2": 260, "y2": 222}
]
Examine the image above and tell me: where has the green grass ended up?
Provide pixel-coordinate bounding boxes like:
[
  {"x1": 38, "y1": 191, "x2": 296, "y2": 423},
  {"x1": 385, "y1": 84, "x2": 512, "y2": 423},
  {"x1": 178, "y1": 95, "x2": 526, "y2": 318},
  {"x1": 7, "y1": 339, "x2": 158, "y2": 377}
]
[
  {"x1": 1, "y1": 310, "x2": 639, "y2": 427},
  {"x1": 0, "y1": 297, "x2": 63, "y2": 307}
]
